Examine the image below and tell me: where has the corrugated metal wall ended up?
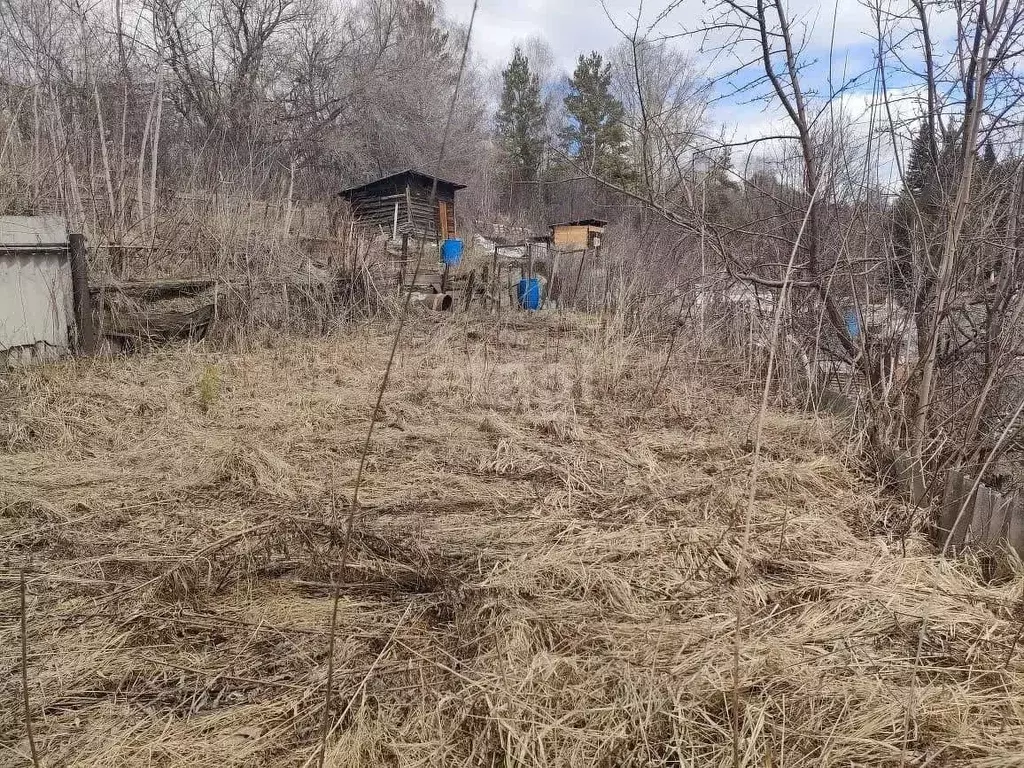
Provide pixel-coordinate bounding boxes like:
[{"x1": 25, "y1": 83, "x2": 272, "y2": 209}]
[{"x1": 0, "y1": 216, "x2": 72, "y2": 363}]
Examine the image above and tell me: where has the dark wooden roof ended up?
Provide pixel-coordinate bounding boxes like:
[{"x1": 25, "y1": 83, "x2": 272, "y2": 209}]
[
  {"x1": 339, "y1": 169, "x2": 467, "y2": 198},
  {"x1": 550, "y1": 218, "x2": 608, "y2": 228}
]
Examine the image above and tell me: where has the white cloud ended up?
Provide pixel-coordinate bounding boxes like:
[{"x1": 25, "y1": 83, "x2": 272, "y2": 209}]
[
  {"x1": 703, "y1": 82, "x2": 930, "y2": 190},
  {"x1": 448, "y1": 0, "x2": 898, "y2": 72},
  {"x1": 446, "y1": 0, "x2": 955, "y2": 188},
  {"x1": 447, "y1": 0, "x2": 622, "y2": 73}
]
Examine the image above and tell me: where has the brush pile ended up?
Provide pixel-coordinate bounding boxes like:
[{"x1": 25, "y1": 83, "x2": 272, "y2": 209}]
[{"x1": 2, "y1": 315, "x2": 1023, "y2": 766}]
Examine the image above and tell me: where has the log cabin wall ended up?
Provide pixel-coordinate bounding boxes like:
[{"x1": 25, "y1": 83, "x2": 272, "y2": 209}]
[{"x1": 340, "y1": 171, "x2": 462, "y2": 240}]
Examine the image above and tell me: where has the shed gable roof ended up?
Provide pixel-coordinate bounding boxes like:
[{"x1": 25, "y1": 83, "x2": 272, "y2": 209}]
[
  {"x1": 339, "y1": 169, "x2": 467, "y2": 197},
  {"x1": 550, "y1": 218, "x2": 608, "y2": 228}
]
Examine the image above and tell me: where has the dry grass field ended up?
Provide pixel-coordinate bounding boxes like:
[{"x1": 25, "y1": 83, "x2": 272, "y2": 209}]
[{"x1": 3, "y1": 314, "x2": 1024, "y2": 766}]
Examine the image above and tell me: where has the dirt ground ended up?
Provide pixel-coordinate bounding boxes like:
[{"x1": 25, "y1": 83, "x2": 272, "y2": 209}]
[{"x1": 2, "y1": 314, "x2": 1024, "y2": 766}]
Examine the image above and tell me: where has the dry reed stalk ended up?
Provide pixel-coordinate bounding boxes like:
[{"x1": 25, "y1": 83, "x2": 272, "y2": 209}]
[
  {"x1": 136, "y1": 81, "x2": 158, "y2": 234},
  {"x1": 731, "y1": 187, "x2": 819, "y2": 767},
  {"x1": 315, "y1": 5, "x2": 480, "y2": 764},
  {"x1": 150, "y1": 71, "x2": 164, "y2": 247},
  {"x1": 307, "y1": 602, "x2": 414, "y2": 767},
  {"x1": 20, "y1": 569, "x2": 40, "y2": 768},
  {"x1": 91, "y1": 82, "x2": 120, "y2": 243}
]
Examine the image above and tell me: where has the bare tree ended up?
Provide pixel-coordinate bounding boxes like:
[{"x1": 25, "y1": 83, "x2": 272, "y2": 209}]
[
  {"x1": 575, "y1": 0, "x2": 1024, "y2": 500},
  {"x1": 152, "y1": 0, "x2": 299, "y2": 141},
  {"x1": 610, "y1": 38, "x2": 708, "y2": 206}
]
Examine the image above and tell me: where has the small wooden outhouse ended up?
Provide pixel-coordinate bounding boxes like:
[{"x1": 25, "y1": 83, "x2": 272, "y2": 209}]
[
  {"x1": 339, "y1": 169, "x2": 465, "y2": 240},
  {"x1": 549, "y1": 219, "x2": 607, "y2": 250}
]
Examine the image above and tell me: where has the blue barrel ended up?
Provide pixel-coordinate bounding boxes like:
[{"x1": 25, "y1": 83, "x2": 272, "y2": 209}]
[
  {"x1": 843, "y1": 309, "x2": 860, "y2": 338},
  {"x1": 441, "y1": 238, "x2": 463, "y2": 266},
  {"x1": 517, "y1": 278, "x2": 542, "y2": 310}
]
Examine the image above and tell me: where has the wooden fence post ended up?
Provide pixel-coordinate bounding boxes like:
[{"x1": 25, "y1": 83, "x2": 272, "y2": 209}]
[
  {"x1": 550, "y1": 250, "x2": 561, "y2": 310},
  {"x1": 69, "y1": 233, "x2": 96, "y2": 354},
  {"x1": 602, "y1": 257, "x2": 613, "y2": 313},
  {"x1": 464, "y1": 269, "x2": 476, "y2": 311},
  {"x1": 1008, "y1": 493, "x2": 1024, "y2": 557},
  {"x1": 399, "y1": 234, "x2": 409, "y2": 289},
  {"x1": 496, "y1": 262, "x2": 505, "y2": 326},
  {"x1": 491, "y1": 246, "x2": 499, "y2": 313},
  {"x1": 572, "y1": 250, "x2": 587, "y2": 309}
]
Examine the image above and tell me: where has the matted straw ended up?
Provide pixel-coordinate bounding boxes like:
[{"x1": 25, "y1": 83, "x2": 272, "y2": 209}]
[{"x1": 1, "y1": 314, "x2": 1023, "y2": 766}]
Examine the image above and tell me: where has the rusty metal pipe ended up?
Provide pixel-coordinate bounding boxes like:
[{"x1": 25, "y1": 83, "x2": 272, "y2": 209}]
[{"x1": 411, "y1": 292, "x2": 453, "y2": 311}]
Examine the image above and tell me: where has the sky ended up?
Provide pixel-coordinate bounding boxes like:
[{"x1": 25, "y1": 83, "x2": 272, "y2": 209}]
[
  {"x1": 444, "y1": 0, "x2": 957, "y2": 185},
  {"x1": 447, "y1": 0, "x2": 886, "y2": 75}
]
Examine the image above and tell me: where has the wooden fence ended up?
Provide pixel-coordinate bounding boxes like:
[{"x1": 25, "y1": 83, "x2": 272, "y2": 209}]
[
  {"x1": 809, "y1": 392, "x2": 1024, "y2": 558},
  {"x1": 935, "y1": 469, "x2": 1024, "y2": 555}
]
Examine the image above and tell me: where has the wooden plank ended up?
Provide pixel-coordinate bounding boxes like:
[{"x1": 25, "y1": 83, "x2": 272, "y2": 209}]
[
  {"x1": 971, "y1": 486, "x2": 996, "y2": 546},
  {"x1": 936, "y1": 470, "x2": 1024, "y2": 556},
  {"x1": 982, "y1": 488, "x2": 1011, "y2": 544},
  {"x1": 399, "y1": 234, "x2": 408, "y2": 288},
  {"x1": 1007, "y1": 494, "x2": 1024, "y2": 557},
  {"x1": 938, "y1": 470, "x2": 969, "y2": 550},
  {"x1": 491, "y1": 246, "x2": 498, "y2": 313},
  {"x1": 572, "y1": 251, "x2": 587, "y2": 308},
  {"x1": 89, "y1": 277, "x2": 216, "y2": 301},
  {"x1": 464, "y1": 270, "x2": 476, "y2": 311},
  {"x1": 937, "y1": 469, "x2": 960, "y2": 538},
  {"x1": 348, "y1": 192, "x2": 406, "y2": 204},
  {"x1": 950, "y1": 477, "x2": 975, "y2": 550},
  {"x1": 439, "y1": 201, "x2": 450, "y2": 241},
  {"x1": 495, "y1": 262, "x2": 504, "y2": 311},
  {"x1": 105, "y1": 304, "x2": 215, "y2": 342},
  {"x1": 68, "y1": 233, "x2": 95, "y2": 354},
  {"x1": 550, "y1": 250, "x2": 562, "y2": 307},
  {"x1": 552, "y1": 225, "x2": 592, "y2": 248}
]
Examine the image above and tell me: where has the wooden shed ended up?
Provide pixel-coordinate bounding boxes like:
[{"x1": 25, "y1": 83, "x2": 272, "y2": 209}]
[
  {"x1": 339, "y1": 169, "x2": 466, "y2": 240},
  {"x1": 550, "y1": 219, "x2": 607, "y2": 250}
]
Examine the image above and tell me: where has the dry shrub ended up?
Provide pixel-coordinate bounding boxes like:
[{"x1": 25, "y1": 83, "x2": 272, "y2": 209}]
[
  {"x1": 81, "y1": 193, "x2": 401, "y2": 349},
  {"x1": 2, "y1": 314, "x2": 1024, "y2": 766}
]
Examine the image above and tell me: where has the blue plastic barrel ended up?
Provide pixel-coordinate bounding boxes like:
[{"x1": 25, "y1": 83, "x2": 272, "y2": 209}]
[
  {"x1": 843, "y1": 309, "x2": 860, "y2": 338},
  {"x1": 517, "y1": 278, "x2": 542, "y2": 310},
  {"x1": 441, "y1": 238, "x2": 463, "y2": 266}
]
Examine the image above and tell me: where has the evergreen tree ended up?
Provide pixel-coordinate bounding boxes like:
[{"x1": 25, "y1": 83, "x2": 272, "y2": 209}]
[
  {"x1": 982, "y1": 140, "x2": 997, "y2": 171},
  {"x1": 495, "y1": 48, "x2": 546, "y2": 181},
  {"x1": 714, "y1": 147, "x2": 739, "y2": 191},
  {"x1": 892, "y1": 119, "x2": 939, "y2": 297},
  {"x1": 905, "y1": 120, "x2": 936, "y2": 198},
  {"x1": 706, "y1": 147, "x2": 741, "y2": 224},
  {"x1": 890, "y1": 119, "x2": 965, "y2": 300},
  {"x1": 560, "y1": 52, "x2": 633, "y2": 185}
]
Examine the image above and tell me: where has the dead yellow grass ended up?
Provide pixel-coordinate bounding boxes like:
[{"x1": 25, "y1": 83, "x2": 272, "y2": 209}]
[{"x1": 2, "y1": 314, "x2": 1023, "y2": 766}]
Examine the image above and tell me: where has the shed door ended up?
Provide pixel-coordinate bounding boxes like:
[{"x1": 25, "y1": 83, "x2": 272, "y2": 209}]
[{"x1": 438, "y1": 201, "x2": 450, "y2": 241}]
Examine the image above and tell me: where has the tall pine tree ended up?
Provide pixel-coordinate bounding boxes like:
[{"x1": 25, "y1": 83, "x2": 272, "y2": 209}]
[
  {"x1": 892, "y1": 120, "x2": 938, "y2": 296},
  {"x1": 495, "y1": 48, "x2": 546, "y2": 182},
  {"x1": 560, "y1": 52, "x2": 633, "y2": 185},
  {"x1": 891, "y1": 119, "x2": 962, "y2": 300},
  {"x1": 905, "y1": 120, "x2": 937, "y2": 199},
  {"x1": 981, "y1": 140, "x2": 998, "y2": 172}
]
